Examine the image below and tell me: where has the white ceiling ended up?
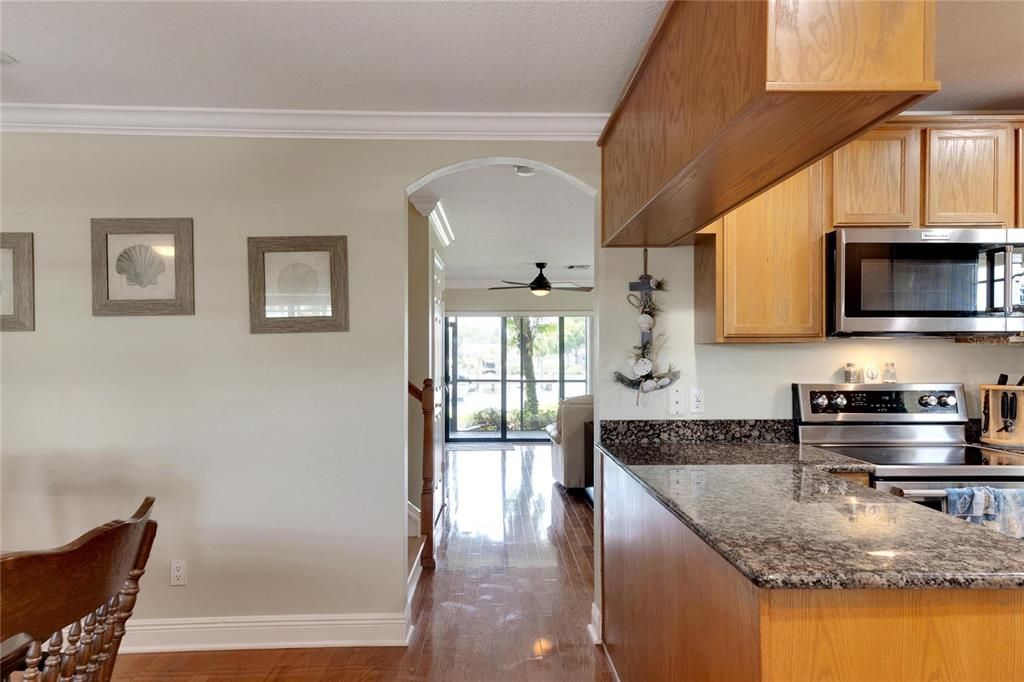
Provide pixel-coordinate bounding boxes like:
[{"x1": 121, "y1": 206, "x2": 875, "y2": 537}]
[
  {"x1": 410, "y1": 164, "x2": 594, "y2": 287},
  {"x1": 0, "y1": 1, "x2": 664, "y2": 112},
  {"x1": 2, "y1": 1, "x2": 1022, "y2": 115},
  {"x1": 911, "y1": 0, "x2": 1024, "y2": 111}
]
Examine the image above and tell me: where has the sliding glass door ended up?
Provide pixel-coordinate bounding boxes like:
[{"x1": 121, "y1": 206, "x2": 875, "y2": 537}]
[{"x1": 447, "y1": 315, "x2": 590, "y2": 442}]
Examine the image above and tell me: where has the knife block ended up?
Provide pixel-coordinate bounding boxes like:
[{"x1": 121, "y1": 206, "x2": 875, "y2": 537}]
[{"x1": 980, "y1": 385, "x2": 1024, "y2": 447}]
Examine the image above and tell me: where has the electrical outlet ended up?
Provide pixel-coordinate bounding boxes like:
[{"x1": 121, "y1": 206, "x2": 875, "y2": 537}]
[
  {"x1": 669, "y1": 386, "x2": 685, "y2": 415},
  {"x1": 689, "y1": 388, "x2": 705, "y2": 414},
  {"x1": 170, "y1": 559, "x2": 187, "y2": 586}
]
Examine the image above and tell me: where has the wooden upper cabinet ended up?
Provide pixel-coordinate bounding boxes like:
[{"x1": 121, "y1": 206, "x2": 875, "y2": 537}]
[
  {"x1": 599, "y1": 0, "x2": 937, "y2": 247},
  {"x1": 694, "y1": 162, "x2": 826, "y2": 342},
  {"x1": 925, "y1": 126, "x2": 1014, "y2": 225},
  {"x1": 833, "y1": 128, "x2": 920, "y2": 225},
  {"x1": 723, "y1": 163, "x2": 825, "y2": 338}
]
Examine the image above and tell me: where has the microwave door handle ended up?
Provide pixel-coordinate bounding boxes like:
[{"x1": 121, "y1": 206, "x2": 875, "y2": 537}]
[{"x1": 1005, "y1": 246, "x2": 1014, "y2": 316}]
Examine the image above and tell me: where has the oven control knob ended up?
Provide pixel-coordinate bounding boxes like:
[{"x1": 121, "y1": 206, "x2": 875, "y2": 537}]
[
  {"x1": 919, "y1": 395, "x2": 939, "y2": 407},
  {"x1": 939, "y1": 395, "x2": 957, "y2": 407},
  {"x1": 813, "y1": 395, "x2": 829, "y2": 408},
  {"x1": 832, "y1": 395, "x2": 848, "y2": 408}
]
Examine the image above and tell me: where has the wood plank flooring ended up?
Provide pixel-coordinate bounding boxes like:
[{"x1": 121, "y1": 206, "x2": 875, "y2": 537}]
[{"x1": 114, "y1": 445, "x2": 610, "y2": 681}]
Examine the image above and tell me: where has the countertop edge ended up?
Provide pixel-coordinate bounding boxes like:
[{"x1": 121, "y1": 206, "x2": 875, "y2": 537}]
[{"x1": 596, "y1": 443, "x2": 1024, "y2": 591}]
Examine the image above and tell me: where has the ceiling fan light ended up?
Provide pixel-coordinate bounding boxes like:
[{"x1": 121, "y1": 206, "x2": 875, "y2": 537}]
[{"x1": 531, "y1": 288, "x2": 550, "y2": 297}]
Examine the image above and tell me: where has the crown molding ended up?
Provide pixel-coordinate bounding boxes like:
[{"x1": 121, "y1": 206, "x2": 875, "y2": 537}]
[{"x1": 0, "y1": 103, "x2": 608, "y2": 140}]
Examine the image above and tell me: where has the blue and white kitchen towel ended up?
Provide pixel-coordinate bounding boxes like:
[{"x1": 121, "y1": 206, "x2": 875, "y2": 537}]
[{"x1": 946, "y1": 487, "x2": 1024, "y2": 539}]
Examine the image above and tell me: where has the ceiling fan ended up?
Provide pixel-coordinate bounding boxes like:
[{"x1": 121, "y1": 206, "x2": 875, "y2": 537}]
[{"x1": 488, "y1": 262, "x2": 593, "y2": 297}]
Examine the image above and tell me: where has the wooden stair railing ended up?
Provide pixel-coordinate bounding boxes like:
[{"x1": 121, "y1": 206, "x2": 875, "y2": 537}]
[{"x1": 408, "y1": 378, "x2": 436, "y2": 569}]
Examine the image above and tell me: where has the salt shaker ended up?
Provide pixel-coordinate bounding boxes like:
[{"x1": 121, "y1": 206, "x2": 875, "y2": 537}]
[
  {"x1": 844, "y1": 363, "x2": 859, "y2": 383},
  {"x1": 883, "y1": 362, "x2": 898, "y2": 384}
]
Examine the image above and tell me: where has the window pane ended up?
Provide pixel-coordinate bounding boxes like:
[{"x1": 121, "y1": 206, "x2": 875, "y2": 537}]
[
  {"x1": 455, "y1": 317, "x2": 501, "y2": 380},
  {"x1": 564, "y1": 381, "x2": 589, "y2": 399},
  {"x1": 563, "y1": 317, "x2": 589, "y2": 381},
  {"x1": 453, "y1": 381, "x2": 501, "y2": 434},
  {"x1": 504, "y1": 381, "x2": 523, "y2": 433},
  {"x1": 505, "y1": 318, "x2": 522, "y2": 380},
  {"x1": 508, "y1": 381, "x2": 559, "y2": 436},
  {"x1": 531, "y1": 317, "x2": 561, "y2": 380}
]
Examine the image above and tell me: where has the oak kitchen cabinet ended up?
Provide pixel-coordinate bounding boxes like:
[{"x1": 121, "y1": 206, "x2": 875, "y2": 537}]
[
  {"x1": 599, "y1": 0, "x2": 937, "y2": 247},
  {"x1": 924, "y1": 125, "x2": 1015, "y2": 225},
  {"x1": 833, "y1": 127, "x2": 920, "y2": 226},
  {"x1": 694, "y1": 161, "x2": 826, "y2": 343}
]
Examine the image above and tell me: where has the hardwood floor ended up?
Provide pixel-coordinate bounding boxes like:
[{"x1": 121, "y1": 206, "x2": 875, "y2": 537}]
[{"x1": 114, "y1": 444, "x2": 610, "y2": 681}]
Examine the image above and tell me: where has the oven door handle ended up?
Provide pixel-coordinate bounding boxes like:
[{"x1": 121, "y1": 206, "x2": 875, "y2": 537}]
[
  {"x1": 888, "y1": 486, "x2": 949, "y2": 512},
  {"x1": 887, "y1": 486, "x2": 948, "y2": 500}
]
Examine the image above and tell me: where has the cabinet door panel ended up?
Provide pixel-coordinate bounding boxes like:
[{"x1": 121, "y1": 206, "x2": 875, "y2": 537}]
[
  {"x1": 723, "y1": 163, "x2": 825, "y2": 338},
  {"x1": 926, "y1": 126, "x2": 1013, "y2": 225},
  {"x1": 833, "y1": 128, "x2": 919, "y2": 225}
]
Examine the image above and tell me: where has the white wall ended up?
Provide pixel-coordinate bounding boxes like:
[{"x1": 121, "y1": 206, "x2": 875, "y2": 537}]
[
  {"x1": 597, "y1": 246, "x2": 1023, "y2": 421},
  {"x1": 0, "y1": 133, "x2": 599, "y2": 634}
]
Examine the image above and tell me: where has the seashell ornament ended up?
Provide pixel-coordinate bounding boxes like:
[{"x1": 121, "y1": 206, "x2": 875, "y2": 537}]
[
  {"x1": 116, "y1": 244, "x2": 166, "y2": 288},
  {"x1": 657, "y1": 376, "x2": 672, "y2": 387},
  {"x1": 632, "y1": 357, "x2": 653, "y2": 377},
  {"x1": 639, "y1": 379, "x2": 659, "y2": 393},
  {"x1": 638, "y1": 313, "x2": 654, "y2": 332}
]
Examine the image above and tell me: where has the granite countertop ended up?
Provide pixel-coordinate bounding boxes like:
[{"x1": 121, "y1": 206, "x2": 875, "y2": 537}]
[{"x1": 599, "y1": 442, "x2": 1024, "y2": 590}]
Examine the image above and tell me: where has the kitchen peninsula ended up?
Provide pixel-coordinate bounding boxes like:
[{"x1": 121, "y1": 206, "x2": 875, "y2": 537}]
[{"x1": 599, "y1": 442, "x2": 1024, "y2": 681}]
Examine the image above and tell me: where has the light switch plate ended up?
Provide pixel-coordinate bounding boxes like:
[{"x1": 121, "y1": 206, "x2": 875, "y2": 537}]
[{"x1": 669, "y1": 386, "x2": 685, "y2": 415}]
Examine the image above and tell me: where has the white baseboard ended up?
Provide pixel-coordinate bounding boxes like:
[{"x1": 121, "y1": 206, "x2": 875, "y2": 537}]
[
  {"x1": 587, "y1": 601, "x2": 602, "y2": 645},
  {"x1": 407, "y1": 557, "x2": 423, "y2": 608},
  {"x1": 120, "y1": 612, "x2": 411, "y2": 653},
  {"x1": 407, "y1": 501, "x2": 420, "y2": 537}
]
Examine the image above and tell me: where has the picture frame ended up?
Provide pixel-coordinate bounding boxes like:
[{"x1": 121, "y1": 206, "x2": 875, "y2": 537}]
[
  {"x1": 247, "y1": 235, "x2": 349, "y2": 334},
  {"x1": 91, "y1": 218, "x2": 195, "y2": 316},
  {"x1": 1, "y1": 232, "x2": 36, "y2": 332}
]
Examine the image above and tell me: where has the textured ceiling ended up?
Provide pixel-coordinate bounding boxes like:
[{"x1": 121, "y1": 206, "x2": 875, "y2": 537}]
[
  {"x1": 409, "y1": 164, "x2": 594, "y2": 286},
  {"x1": 0, "y1": 1, "x2": 664, "y2": 112},
  {"x1": 912, "y1": 0, "x2": 1024, "y2": 111},
  {"x1": 1, "y1": 2, "x2": 1019, "y2": 114}
]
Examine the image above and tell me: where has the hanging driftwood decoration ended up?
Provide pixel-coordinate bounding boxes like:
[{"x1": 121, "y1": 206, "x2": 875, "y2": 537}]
[{"x1": 613, "y1": 249, "x2": 679, "y2": 404}]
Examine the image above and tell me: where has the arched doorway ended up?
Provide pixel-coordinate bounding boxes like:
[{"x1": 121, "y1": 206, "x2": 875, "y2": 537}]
[{"x1": 404, "y1": 155, "x2": 598, "y2": 566}]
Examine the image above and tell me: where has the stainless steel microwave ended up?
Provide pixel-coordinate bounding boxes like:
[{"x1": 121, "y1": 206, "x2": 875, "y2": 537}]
[{"x1": 828, "y1": 227, "x2": 1024, "y2": 335}]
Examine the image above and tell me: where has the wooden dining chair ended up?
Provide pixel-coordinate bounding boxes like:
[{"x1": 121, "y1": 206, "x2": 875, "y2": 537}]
[{"x1": 0, "y1": 497, "x2": 157, "y2": 682}]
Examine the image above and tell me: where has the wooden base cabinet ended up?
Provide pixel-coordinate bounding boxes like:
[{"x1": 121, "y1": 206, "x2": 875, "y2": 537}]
[
  {"x1": 694, "y1": 162, "x2": 826, "y2": 343},
  {"x1": 602, "y1": 455, "x2": 1024, "y2": 682}
]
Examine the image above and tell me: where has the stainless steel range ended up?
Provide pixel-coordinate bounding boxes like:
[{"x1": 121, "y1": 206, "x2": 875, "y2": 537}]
[{"x1": 793, "y1": 383, "x2": 1024, "y2": 511}]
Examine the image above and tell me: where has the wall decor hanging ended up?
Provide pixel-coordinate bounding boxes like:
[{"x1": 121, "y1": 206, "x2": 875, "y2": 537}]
[
  {"x1": 613, "y1": 249, "x2": 679, "y2": 403},
  {"x1": 1, "y1": 232, "x2": 35, "y2": 331},
  {"x1": 91, "y1": 218, "x2": 195, "y2": 316},
  {"x1": 248, "y1": 235, "x2": 349, "y2": 334}
]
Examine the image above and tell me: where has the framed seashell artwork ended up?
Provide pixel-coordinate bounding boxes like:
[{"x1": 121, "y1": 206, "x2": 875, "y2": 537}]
[
  {"x1": 91, "y1": 218, "x2": 194, "y2": 316},
  {"x1": 0, "y1": 232, "x2": 35, "y2": 332},
  {"x1": 247, "y1": 235, "x2": 349, "y2": 334}
]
